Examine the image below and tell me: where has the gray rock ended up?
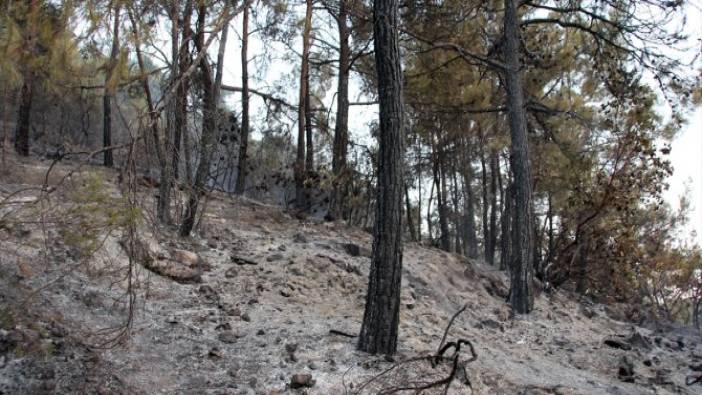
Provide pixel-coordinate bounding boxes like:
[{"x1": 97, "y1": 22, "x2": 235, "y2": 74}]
[
  {"x1": 218, "y1": 331, "x2": 240, "y2": 344},
  {"x1": 618, "y1": 356, "x2": 635, "y2": 383},
  {"x1": 292, "y1": 233, "x2": 308, "y2": 243},
  {"x1": 290, "y1": 373, "x2": 315, "y2": 388}
]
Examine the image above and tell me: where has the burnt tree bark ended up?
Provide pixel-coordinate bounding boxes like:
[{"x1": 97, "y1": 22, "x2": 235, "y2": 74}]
[
  {"x1": 14, "y1": 0, "x2": 38, "y2": 157},
  {"x1": 173, "y1": 0, "x2": 194, "y2": 182},
  {"x1": 487, "y1": 150, "x2": 498, "y2": 265},
  {"x1": 503, "y1": 0, "x2": 534, "y2": 314},
  {"x1": 295, "y1": 0, "x2": 313, "y2": 209},
  {"x1": 234, "y1": 0, "x2": 250, "y2": 195},
  {"x1": 358, "y1": 0, "x2": 405, "y2": 355},
  {"x1": 331, "y1": 0, "x2": 350, "y2": 217},
  {"x1": 102, "y1": 2, "x2": 121, "y2": 167},
  {"x1": 180, "y1": 5, "x2": 226, "y2": 237}
]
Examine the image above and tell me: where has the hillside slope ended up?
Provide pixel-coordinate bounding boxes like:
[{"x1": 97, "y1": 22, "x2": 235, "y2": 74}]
[{"x1": 0, "y1": 160, "x2": 701, "y2": 394}]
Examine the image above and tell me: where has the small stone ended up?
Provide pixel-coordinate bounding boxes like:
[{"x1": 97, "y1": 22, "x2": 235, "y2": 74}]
[
  {"x1": 198, "y1": 285, "x2": 219, "y2": 303},
  {"x1": 604, "y1": 337, "x2": 632, "y2": 351},
  {"x1": 267, "y1": 253, "x2": 284, "y2": 262},
  {"x1": 308, "y1": 361, "x2": 318, "y2": 370},
  {"x1": 342, "y1": 243, "x2": 361, "y2": 257},
  {"x1": 218, "y1": 331, "x2": 240, "y2": 344},
  {"x1": 225, "y1": 306, "x2": 241, "y2": 317},
  {"x1": 225, "y1": 267, "x2": 238, "y2": 278},
  {"x1": 209, "y1": 347, "x2": 223, "y2": 359},
  {"x1": 280, "y1": 289, "x2": 291, "y2": 297},
  {"x1": 618, "y1": 355, "x2": 635, "y2": 383},
  {"x1": 293, "y1": 233, "x2": 308, "y2": 243},
  {"x1": 241, "y1": 312, "x2": 252, "y2": 322},
  {"x1": 257, "y1": 329, "x2": 265, "y2": 336},
  {"x1": 278, "y1": 245, "x2": 287, "y2": 251},
  {"x1": 290, "y1": 373, "x2": 315, "y2": 388},
  {"x1": 166, "y1": 315, "x2": 178, "y2": 324}
]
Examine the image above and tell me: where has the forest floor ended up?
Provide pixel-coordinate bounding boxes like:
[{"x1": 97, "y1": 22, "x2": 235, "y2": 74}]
[{"x1": 1, "y1": 157, "x2": 701, "y2": 395}]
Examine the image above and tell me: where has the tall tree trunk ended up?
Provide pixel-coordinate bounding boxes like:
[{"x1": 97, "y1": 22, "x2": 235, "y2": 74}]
[
  {"x1": 331, "y1": 0, "x2": 350, "y2": 217},
  {"x1": 503, "y1": 0, "x2": 534, "y2": 314},
  {"x1": 305, "y1": 79, "x2": 314, "y2": 172},
  {"x1": 404, "y1": 182, "x2": 416, "y2": 241},
  {"x1": 451, "y1": 158, "x2": 462, "y2": 254},
  {"x1": 295, "y1": 0, "x2": 313, "y2": 209},
  {"x1": 480, "y1": 139, "x2": 490, "y2": 262},
  {"x1": 426, "y1": 176, "x2": 435, "y2": 243},
  {"x1": 358, "y1": 0, "x2": 405, "y2": 355},
  {"x1": 130, "y1": 11, "x2": 165, "y2": 169},
  {"x1": 14, "y1": 75, "x2": 33, "y2": 157},
  {"x1": 180, "y1": 4, "x2": 224, "y2": 237},
  {"x1": 173, "y1": 0, "x2": 193, "y2": 182},
  {"x1": 14, "y1": 0, "x2": 38, "y2": 157},
  {"x1": 462, "y1": 155, "x2": 479, "y2": 259},
  {"x1": 234, "y1": 0, "x2": 250, "y2": 195},
  {"x1": 437, "y1": 141, "x2": 450, "y2": 252},
  {"x1": 500, "y1": 183, "x2": 513, "y2": 271},
  {"x1": 102, "y1": 3, "x2": 121, "y2": 167},
  {"x1": 157, "y1": 2, "x2": 179, "y2": 224},
  {"x1": 415, "y1": 143, "x2": 422, "y2": 242},
  {"x1": 487, "y1": 151, "x2": 498, "y2": 265}
]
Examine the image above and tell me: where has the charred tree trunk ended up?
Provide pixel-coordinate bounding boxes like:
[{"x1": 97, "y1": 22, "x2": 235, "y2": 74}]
[
  {"x1": 404, "y1": 182, "x2": 416, "y2": 241},
  {"x1": 14, "y1": 0, "x2": 38, "y2": 157},
  {"x1": 180, "y1": 5, "x2": 223, "y2": 237},
  {"x1": 358, "y1": 0, "x2": 405, "y2": 355},
  {"x1": 487, "y1": 151, "x2": 498, "y2": 265},
  {"x1": 14, "y1": 75, "x2": 33, "y2": 157},
  {"x1": 500, "y1": 183, "x2": 513, "y2": 271},
  {"x1": 173, "y1": 0, "x2": 193, "y2": 182},
  {"x1": 462, "y1": 140, "x2": 479, "y2": 258},
  {"x1": 331, "y1": 0, "x2": 350, "y2": 217},
  {"x1": 480, "y1": 141, "x2": 490, "y2": 263},
  {"x1": 503, "y1": 0, "x2": 534, "y2": 314},
  {"x1": 102, "y1": 3, "x2": 121, "y2": 167},
  {"x1": 157, "y1": 2, "x2": 180, "y2": 224},
  {"x1": 295, "y1": 0, "x2": 313, "y2": 209},
  {"x1": 234, "y1": 0, "x2": 250, "y2": 195}
]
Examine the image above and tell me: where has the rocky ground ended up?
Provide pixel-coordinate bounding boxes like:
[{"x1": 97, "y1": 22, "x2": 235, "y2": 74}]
[{"x1": 1, "y1": 158, "x2": 702, "y2": 394}]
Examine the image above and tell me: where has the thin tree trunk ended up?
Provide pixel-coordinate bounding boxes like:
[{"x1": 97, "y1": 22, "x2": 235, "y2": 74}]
[
  {"x1": 487, "y1": 150, "x2": 498, "y2": 265},
  {"x1": 358, "y1": 0, "x2": 405, "y2": 355},
  {"x1": 295, "y1": 0, "x2": 313, "y2": 209},
  {"x1": 462, "y1": 151, "x2": 479, "y2": 259},
  {"x1": 405, "y1": 182, "x2": 416, "y2": 241},
  {"x1": 157, "y1": 2, "x2": 179, "y2": 224},
  {"x1": 451, "y1": 158, "x2": 462, "y2": 254},
  {"x1": 331, "y1": 0, "x2": 350, "y2": 217},
  {"x1": 480, "y1": 139, "x2": 490, "y2": 262},
  {"x1": 180, "y1": 4, "x2": 223, "y2": 237},
  {"x1": 102, "y1": 3, "x2": 121, "y2": 167},
  {"x1": 234, "y1": 0, "x2": 250, "y2": 195},
  {"x1": 14, "y1": 76, "x2": 32, "y2": 157},
  {"x1": 130, "y1": 11, "x2": 165, "y2": 168},
  {"x1": 437, "y1": 144, "x2": 450, "y2": 252},
  {"x1": 173, "y1": 0, "x2": 193, "y2": 182},
  {"x1": 504, "y1": 0, "x2": 534, "y2": 314},
  {"x1": 426, "y1": 175, "x2": 435, "y2": 243}
]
